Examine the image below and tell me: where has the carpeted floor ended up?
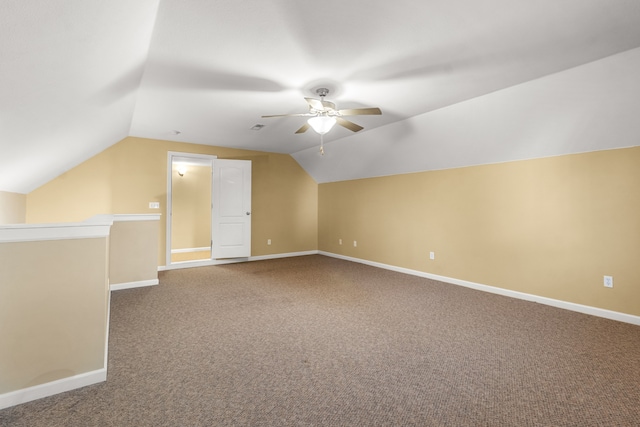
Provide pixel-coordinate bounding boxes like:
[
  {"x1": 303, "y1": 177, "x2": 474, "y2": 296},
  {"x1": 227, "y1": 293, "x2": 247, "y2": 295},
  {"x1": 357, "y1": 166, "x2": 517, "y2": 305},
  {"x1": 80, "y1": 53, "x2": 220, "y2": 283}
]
[{"x1": 1, "y1": 255, "x2": 639, "y2": 426}]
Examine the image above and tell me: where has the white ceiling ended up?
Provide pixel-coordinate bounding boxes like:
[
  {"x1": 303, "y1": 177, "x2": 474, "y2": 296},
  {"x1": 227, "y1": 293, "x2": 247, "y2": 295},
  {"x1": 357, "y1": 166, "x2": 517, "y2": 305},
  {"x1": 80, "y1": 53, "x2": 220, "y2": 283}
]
[{"x1": 2, "y1": 0, "x2": 640, "y2": 193}]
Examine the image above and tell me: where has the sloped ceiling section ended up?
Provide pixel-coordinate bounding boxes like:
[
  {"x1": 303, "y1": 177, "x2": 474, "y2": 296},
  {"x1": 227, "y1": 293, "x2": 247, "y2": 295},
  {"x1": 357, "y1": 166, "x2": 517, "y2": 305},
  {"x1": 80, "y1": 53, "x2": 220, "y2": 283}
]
[
  {"x1": 2, "y1": 0, "x2": 640, "y2": 193},
  {"x1": 0, "y1": 0, "x2": 161, "y2": 194},
  {"x1": 294, "y1": 47, "x2": 640, "y2": 183}
]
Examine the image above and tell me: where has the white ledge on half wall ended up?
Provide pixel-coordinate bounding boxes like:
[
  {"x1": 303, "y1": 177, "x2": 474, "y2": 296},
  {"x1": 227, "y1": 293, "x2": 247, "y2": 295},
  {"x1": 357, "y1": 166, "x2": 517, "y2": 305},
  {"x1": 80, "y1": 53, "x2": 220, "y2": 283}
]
[
  {"x1": 0, "y1": 221, "x2": 112, "y2": 243},
  {"x1": 87, "y1": 214, "x2": 161, "y2": 223}
]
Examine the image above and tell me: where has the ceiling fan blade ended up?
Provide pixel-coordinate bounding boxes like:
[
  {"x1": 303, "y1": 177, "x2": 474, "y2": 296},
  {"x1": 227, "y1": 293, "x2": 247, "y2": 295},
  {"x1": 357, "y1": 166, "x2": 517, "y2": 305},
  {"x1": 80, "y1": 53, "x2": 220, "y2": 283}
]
[
  {"x1": 305, "y1": 97, "x2": 325, "y2": 111},
  {"x1": 261, "y1": 113, "x2": 313, "y2": 118},
  {"x1": 336, "y1": 117, "x2": 364, "y2": 132},
  {"x1": 337, "y1": 107, "x2": 382, "y2": 116},
  {"x1": 321, "y1": 100, "x2": 336, "y2": 111},
  {"x1": 295, "y1": 123, "x2": 310, "y2": 134}
]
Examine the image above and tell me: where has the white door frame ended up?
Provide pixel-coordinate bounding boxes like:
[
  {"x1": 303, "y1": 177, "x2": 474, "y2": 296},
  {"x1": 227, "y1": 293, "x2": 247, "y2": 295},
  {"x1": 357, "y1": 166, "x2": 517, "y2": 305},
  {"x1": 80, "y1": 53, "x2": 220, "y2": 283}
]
[{"x1": 166, "y1": 151, "x2": 216, "y2": 268}]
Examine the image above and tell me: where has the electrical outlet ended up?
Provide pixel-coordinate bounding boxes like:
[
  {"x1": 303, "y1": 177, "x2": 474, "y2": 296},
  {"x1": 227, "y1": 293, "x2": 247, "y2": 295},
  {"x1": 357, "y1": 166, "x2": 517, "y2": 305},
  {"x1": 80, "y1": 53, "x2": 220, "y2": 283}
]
[
  {"x1": 339, "y1": 239, "x2": 342, "y2": 245},
  {"x1": 267, "y1": 239, "x2": 271, "y2": 245},
  {"x1": 149, "y1": 202, "x2": 160, "y2": 209},
  {"x1": 353, "y1": 240, "x2": 357, "y2": 247},
  {"x1": 604, "y1": 275, "x2": 613, "y2": 288},
  {"x1": 429, "y1": 251, "x2": 435, "y2": 260}
]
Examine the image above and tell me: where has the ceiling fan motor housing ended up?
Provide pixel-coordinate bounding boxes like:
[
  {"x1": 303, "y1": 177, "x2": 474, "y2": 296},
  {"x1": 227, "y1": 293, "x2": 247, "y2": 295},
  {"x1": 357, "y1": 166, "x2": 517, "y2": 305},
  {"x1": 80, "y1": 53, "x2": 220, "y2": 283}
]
[{"x1": 315, "y1": 88, "x2": 330, "y2": 98}]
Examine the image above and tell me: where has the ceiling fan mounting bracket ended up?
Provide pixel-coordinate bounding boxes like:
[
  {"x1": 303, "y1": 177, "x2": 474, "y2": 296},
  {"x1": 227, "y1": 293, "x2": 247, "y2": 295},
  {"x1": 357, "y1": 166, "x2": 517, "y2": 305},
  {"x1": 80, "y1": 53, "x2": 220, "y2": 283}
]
[{"x1": 315, "y1": 87, "x2": 330, "y2": 98}]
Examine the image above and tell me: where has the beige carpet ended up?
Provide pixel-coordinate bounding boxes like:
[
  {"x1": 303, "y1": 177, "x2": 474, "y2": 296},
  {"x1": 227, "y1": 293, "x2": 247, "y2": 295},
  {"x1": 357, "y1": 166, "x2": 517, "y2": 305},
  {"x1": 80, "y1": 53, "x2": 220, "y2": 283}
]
[{"x1": 1, "y1": 255, "x2": 639, "y2": 426}]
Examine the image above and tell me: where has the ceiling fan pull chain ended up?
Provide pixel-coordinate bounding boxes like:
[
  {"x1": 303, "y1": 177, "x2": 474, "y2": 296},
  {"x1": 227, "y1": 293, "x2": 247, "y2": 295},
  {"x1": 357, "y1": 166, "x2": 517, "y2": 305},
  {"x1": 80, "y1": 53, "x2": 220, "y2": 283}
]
[{"x1": 320, "y1": 133, "x2": 325, "y2": 156}]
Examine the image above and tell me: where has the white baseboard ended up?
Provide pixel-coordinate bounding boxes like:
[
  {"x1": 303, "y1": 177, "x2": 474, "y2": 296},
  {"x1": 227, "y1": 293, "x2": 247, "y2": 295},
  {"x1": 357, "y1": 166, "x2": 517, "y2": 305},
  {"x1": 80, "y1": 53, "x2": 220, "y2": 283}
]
[
  {"x1": 249, "y1": 250, "x2": 318, "y2": 262},
  {"x1": 110, "y1": 279, "x2": 159, "y2": 291},
  {"x1": 170, "y1": 246, "x2": 210, "y2": 254},
  {"x1": 0, "y1": 368, "x2": 106, "y2": 410},
  {"x1": 319, "y1": 251, "x2": 640, "y2": 326},
  {"x1": 158, "y1": 258, "x2": 247, "y2": 271},
  {"x1": 158, "y1": 250, "x2": 319, "y2": 271}
]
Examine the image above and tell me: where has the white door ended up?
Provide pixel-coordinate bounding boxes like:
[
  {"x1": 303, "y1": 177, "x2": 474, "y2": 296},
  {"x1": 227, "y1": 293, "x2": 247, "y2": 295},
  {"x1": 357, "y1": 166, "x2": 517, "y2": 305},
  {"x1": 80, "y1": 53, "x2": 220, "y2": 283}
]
[{"x1": 212, "y1": 159, "x2": 252, "y2": 259}]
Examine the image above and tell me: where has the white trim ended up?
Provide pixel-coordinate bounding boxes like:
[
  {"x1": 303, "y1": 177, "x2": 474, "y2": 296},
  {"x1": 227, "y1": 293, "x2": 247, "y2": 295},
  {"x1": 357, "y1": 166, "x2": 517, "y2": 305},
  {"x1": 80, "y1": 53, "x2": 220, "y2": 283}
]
[
  {"x1": 159, "y1": 258, "x2": 248, "y2": 270},
  {"x1": 0, "y1": 222, "x2": 112, "y2": 243},
  {"x1": 158, "y1": 250, "x2": 319, "y2": 271},
  {"x1": 104, "y1": 280, "x2": 111, "y2": 378},
  {"x1": 170, "y1": 246, "x2": 210, "y2": 254},
  {"x1": 110, "y1": 279, "x2": 159, "y2": 291},
  {"x1": 319, "y1": 251, "x2": 640, "y2": 326},
  {"x1": 87, "y1": 214, "x2": 161, "y2": 223},
  {"x1": 0, "y1": 369, "x2": 106, "y2": 410},
  {"x1": 249, "y1": 250, "x2": 318, "y2": 262}
]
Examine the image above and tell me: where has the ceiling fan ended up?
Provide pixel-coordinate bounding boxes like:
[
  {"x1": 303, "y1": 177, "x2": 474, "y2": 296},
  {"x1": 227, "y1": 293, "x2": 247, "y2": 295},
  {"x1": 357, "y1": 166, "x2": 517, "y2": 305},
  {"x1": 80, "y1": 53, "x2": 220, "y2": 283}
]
[{"x1": 261, "y1": 88, "x2": 382, "y2": 135}]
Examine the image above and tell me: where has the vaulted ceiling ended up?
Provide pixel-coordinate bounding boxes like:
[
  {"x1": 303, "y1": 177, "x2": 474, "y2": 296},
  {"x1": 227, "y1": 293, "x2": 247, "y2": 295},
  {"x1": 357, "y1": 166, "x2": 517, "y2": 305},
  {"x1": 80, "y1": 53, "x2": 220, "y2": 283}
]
[{"x1": 2, "y1": 0, "x2": 640, "y2": 194}]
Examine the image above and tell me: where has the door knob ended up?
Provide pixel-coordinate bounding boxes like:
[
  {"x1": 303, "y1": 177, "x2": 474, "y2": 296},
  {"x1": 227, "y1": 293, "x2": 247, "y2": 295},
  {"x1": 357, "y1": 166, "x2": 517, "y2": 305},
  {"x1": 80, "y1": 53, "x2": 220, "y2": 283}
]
[{"x1": 246, "y1": 212, "x2": 251, "y2": 215}]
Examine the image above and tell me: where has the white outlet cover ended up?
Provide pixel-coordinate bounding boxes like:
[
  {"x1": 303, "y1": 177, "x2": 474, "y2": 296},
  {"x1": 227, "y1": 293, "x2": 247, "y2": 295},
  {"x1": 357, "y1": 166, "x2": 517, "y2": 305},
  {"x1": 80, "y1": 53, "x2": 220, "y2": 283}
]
[
  {"x1": 604, "y1": 275, "x2": 613, "y2": 288},
  {"x1": 430, "y1": 252, "x2": 435, "y2": 260}
]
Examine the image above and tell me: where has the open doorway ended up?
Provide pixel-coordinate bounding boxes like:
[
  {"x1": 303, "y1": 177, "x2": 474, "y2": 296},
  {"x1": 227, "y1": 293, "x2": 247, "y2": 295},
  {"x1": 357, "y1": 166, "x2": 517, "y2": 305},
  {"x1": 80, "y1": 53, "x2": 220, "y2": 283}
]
[
  {"x1": 167, "y1": 153, "x2": 215, "y2": 266},
  {"x1": 166, "y1": 152, "x2": 252, "y2": 268}
]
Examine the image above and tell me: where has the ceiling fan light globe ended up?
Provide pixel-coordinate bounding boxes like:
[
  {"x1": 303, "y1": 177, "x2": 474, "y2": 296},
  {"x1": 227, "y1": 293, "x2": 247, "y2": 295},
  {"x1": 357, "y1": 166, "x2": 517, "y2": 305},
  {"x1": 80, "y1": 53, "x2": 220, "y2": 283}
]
[{"x1": 308, "y1": 116, "x2": 336, "y2": 135}]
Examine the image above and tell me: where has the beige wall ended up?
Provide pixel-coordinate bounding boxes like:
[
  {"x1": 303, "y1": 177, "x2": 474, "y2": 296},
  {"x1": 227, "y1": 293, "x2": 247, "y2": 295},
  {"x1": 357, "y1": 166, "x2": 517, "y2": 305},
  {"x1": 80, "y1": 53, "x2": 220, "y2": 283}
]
[
  {"x1": 109, "y1": 219, "x2": 159, "y2": 285},
  {"x1": 0, "y1": 191, "x2": 26, "y2": 224},
  {"x1": 25, "y1": 153, "x2": 112, "y2": 223},
  {"x1": 319, "y1": 147, "x2": 640, "y2": 317},
  {"x1": 24, "y1": 135, "x2": 637, "y2": 317},
  {"x1": 27, "y1": 137, "x2": 319, "y2": 266},
  {"x1": 0, "y1": 237, "x2": 108, "y2": 393}
]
